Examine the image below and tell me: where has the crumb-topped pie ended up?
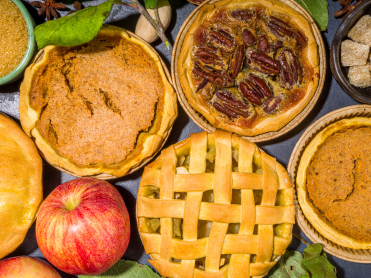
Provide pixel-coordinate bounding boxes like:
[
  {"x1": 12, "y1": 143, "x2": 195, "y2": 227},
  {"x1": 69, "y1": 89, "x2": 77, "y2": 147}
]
[
  {"x1": 19, "y1": 25, "x2": 177, "y2": 178},
  {"x1": 0, "y1": 113, "x2": 42, "y2": 259},
  {"x1": 297, "y1": 117, "x2": 371, "y2": 249},
  {"x1": 178, "y1": 0, "x2": 319, "y2": 136},
  {"x1": 137, "y1": 130, "x2": 294, "y2": 277}
]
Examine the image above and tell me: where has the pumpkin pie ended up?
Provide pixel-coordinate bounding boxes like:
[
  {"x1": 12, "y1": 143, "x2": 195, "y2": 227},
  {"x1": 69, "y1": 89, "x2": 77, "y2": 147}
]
[
  {"x1": 297, "y1": 117, "x2": 371, "y2": 249},
  {"x1": 19, "y1": 25, "x2": 177, "y2": 178}
]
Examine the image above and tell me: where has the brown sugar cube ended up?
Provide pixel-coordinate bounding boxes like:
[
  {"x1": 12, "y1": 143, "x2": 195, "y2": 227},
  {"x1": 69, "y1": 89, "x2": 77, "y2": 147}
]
[
  {"x1": 341, "y1": 40, "x2": 369, "y2": 66},
  {"x1": 348, "y1": 65, "x2": 371, "y2": 87},
  {"x1": 348, "y1": 15, "x2": 371, "y2": 46}
]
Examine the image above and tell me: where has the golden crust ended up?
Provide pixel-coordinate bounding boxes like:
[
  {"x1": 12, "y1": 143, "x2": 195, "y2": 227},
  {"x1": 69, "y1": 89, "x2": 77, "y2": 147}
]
[
  {"x1": 0, "y1": 113, "x2": 43, "y2": 259},
  {"x1": 137, "y1": 131, "x2": 294, "y2": 277},
  {"x1": 178, "y1": 0, "x2": 319, "y2": 136},
  {"x1": 19, "y1": 25, "x2": 177, "y2": 178},
  {"x1": 297, "y1": 117, "x2": 371, "y2": 249}
]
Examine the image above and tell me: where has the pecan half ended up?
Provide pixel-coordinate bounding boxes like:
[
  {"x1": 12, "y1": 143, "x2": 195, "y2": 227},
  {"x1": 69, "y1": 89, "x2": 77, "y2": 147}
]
[
  {"x1": 295, "y1": 31, "x2": 307, "y2": 50},
  {"x1": 196, "y1": 78, "x2": 208, "y2": 92},
  {"x1": 242, "y1": 29, "x2": 256, "y2": 46},
  {"x1": 210, "y1": 30, "x2": 235, "y2": 48},
  {"x1": 264, "y1": 96, "x2": 282, "y2": 113},
  {"x1": 268, "y1": 16, "x2": 294, "y2": 38},
  {"x1": 213, "y1": 102, "x2": 238, "y2": 118},
  {"x1": 276, "y1": 49, "x2": 302, "y2": 88},
  {"x1": 239, "y1": 82, "x2": 262, "y2": 105},
  {"x1": 277, "y1": 51, "x2": 293, "y2": 88},
  {"x1": 247, "y1": 50, "x2": 280, "y2": 75},
  {"x1": 193, "y1": 62, "x2": 234, "y2": 87},
  {"x1": 257, "y1": 35, "x2": 269, "y2": 53},
  {"x1": 249, "y1": 74, "x2": 272, "y2": 97},
  {"x1": 231, "y1": 10, "x2": 253, "y2": 21},
  {"x1": 215, "y1": 90, "x2": 249, "y2": 109},
  {"x1": 274, "y1": 40, "x2": 283, "y2": 50},
  {"x1": 195, "y1": 48, "x2": 223, "y2": 67},
  {"x1": 213, "y1": 90, "x2": 250, "y2": 118},
  {"x1": 230, "y1": 45, "x2": 245, "y2": 78}
]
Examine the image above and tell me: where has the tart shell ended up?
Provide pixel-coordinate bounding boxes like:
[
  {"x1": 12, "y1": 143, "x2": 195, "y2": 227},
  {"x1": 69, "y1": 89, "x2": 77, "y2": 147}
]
[
  {"x1": 19, "y1": 25, "x2": 177, "y2": 179},
  {"x1": 297, "y1": 117, "x2": 371, "y2": 249},
  {"x1": 289, "y1": 105, "x2": 371, "y2": 262},
  {"x1": 172, "y1": 0, "x2": 325, "y2": 141}
]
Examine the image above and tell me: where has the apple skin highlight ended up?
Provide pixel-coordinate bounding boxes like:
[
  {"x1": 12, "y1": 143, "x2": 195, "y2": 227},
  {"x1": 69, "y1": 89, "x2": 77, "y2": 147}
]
[
  {"x1": 0, "y1": 256, "x2": 61, "y2": 278},
  {"x1": 36, "y1": 177, "x2": 130, "y2": 275}
]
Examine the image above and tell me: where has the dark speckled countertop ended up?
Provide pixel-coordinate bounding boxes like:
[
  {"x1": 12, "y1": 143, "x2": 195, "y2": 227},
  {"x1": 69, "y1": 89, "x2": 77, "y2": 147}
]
[{"x1": 1, "y1": 0, "x2": 370, "y2": 277}]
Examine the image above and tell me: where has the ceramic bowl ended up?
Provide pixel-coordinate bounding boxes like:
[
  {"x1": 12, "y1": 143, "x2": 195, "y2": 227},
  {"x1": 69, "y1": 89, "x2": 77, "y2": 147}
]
[
  {"x1": 330, "y1": 0, "x2": 371, "y2": 104},
  {"x1": 0, "y1": 0, "x2": 36, "y2": 86}
]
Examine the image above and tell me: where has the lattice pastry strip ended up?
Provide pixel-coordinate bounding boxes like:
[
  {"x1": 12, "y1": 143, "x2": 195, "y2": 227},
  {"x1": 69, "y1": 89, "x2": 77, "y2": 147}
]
[{"x1": 137, "y1": 131, "x2": 294, "y2": 278}]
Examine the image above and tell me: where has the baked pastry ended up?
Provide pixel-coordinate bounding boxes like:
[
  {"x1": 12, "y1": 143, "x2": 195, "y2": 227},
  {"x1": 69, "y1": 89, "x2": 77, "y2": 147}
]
[
  {"x1": 137, "y1": 130, "x2": 294, "y2": 277},
  {"x1": 178, "y1": 0, "x2": 319, "y2": 136},
  {"x1": 0, "y1": 113, "x2": 42, "y2": 259},
  {"x1": 19, "y1": 25, "x2": 177, "y2": 178},
  {"x1": 297, "y1": 117, "x2": 371, "y2": 249}
]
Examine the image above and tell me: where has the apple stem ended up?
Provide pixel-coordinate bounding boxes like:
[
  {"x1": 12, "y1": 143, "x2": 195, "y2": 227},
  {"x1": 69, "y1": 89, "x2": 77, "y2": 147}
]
[{"x1": 64, "y1": 197, "x2": 81, "y2": 211}]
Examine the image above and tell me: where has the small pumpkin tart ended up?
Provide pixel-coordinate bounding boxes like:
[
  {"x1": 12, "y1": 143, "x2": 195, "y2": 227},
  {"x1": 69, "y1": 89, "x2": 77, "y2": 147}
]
[
  {"x1": 178, "y1": 0, "x2": 319, "y2": 136},
  {"x1": 19, "y1": 25, "x2": 177, "y2": 178},
  {"x1": 0, "y1": 113, "x2": 42, "y2": 259},
  {"x1": 297, "y1": 117, "x2": 371, "y2": 249},
  {"x1": 137, "y1": 130, "x2": 294, "y2": 278}
]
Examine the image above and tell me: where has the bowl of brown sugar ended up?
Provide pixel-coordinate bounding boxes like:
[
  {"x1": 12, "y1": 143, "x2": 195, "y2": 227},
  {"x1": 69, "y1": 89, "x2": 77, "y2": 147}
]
[{"x1": 0, "y1": 0, "x2": 36, "y2": 86}]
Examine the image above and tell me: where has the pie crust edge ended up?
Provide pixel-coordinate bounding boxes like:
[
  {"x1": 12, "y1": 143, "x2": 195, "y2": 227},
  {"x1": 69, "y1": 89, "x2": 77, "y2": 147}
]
[
  {"x1": 177, "y1": 0, "x2": 320, "y2": 136},
  {"x1": 19, "y1": 25, "x2": 178, "y2": 178},
  {"x1": 296, "y1": 117, "x2": 371, "y2": 249},
  {"x1": 0, "y1": 113, "x2": 43, "y2": 259}
]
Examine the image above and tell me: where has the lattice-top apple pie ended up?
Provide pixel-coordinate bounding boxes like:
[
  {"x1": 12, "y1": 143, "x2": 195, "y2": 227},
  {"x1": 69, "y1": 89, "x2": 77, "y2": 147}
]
[{"x1": 137, "y1": 130, "x2": 294, "y2": 277}]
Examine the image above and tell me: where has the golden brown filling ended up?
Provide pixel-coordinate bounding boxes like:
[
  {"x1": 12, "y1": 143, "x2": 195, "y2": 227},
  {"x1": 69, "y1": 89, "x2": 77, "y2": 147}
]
[
  {"x1": 30, "y1": 34, "x2": 164, "y2": 167},
  {"x1": 191, "y1": 5, "x2": 314, "y2": 127},
  {"x1": 307, "y1": 127, "x2": 371, "y2": 242}
]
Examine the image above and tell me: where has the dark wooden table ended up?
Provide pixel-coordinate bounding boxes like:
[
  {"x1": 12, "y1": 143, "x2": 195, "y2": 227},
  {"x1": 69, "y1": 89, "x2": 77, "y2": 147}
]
[{"x1": 1, "y1": 0, "x2": 370, "y2": 277}]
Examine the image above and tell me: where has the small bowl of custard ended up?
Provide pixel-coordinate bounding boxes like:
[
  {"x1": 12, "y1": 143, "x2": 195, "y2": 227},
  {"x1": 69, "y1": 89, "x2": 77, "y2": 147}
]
[{"x1": 0, "y1": 0, "x2": 36, "y2": 86}]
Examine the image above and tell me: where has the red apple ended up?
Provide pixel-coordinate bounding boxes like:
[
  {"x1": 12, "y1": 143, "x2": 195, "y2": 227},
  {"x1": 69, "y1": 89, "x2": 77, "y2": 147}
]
[
  {"x1": 0, "y1": 256, "x2": 61, "y2": 278},
  {"x1": 36, "y1": 177, "x2": 130, "y2": 275}
]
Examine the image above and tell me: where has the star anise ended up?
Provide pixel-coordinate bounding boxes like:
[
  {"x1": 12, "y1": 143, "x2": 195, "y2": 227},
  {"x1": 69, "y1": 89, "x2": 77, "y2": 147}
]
[
  {"x1": 30, "y1": 0, "x2": 67, "y2": 21},
  {"x1": 334, "y1": 0, "x2": 363, "y2": 20},
  {"x1": 67, "y1": 1, "x2": 83, "y2": 15}
]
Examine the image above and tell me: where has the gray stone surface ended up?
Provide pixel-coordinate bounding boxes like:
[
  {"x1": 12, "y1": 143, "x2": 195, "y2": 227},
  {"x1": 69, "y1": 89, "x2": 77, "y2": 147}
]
[{"x1": 0, "y1": 0, "x2": 369, "y2": 277}]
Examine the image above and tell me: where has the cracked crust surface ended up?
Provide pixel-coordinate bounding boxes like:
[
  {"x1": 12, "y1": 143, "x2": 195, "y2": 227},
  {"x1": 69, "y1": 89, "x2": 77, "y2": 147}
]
[
  {"x1": 297, "y1": 118, "x2": 371, "y2": 249},
  {"x1": 19, "y1": 25, "x2": 177, "y2": 177}
]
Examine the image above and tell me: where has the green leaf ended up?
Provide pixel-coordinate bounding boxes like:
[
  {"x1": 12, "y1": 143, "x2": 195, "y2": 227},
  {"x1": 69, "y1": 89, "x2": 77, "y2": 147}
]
[
  {"x1": 145, "y1": 0, "x2": 158, "y2": 10},
  {"x1": 268, "y1": 250, "x2": 307, "y2": 278},
  {"x1": 294, "y1": 0, "x2": 329, "y2": 31},
  {"x1": 300, "y1": 244, "x2": 337, "y2": 278},
  {"x1": 34, "y1": 0, "x2": 117, "y2": 49},
  {"x1": 78, "y1": 259, "x2": 162, "y2": 278}
]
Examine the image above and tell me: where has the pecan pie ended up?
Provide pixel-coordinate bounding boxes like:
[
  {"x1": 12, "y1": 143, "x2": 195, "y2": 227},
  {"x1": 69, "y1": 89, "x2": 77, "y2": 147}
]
[
  {"x1": 0, "y1": 113, "x2": 42, "y2": 259},
  {"x1": 137, "y1": 130, "x2": 294, "y2": 277},
  {"x1": 297, "y1": 117, "x2": 371, "y2": 249},
  {"x1": 178, "y1": 0, "x2": 319, "y2": 136},
  {"x1": 19, "y1": 25, "x2": 177, "y2": 178}
]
